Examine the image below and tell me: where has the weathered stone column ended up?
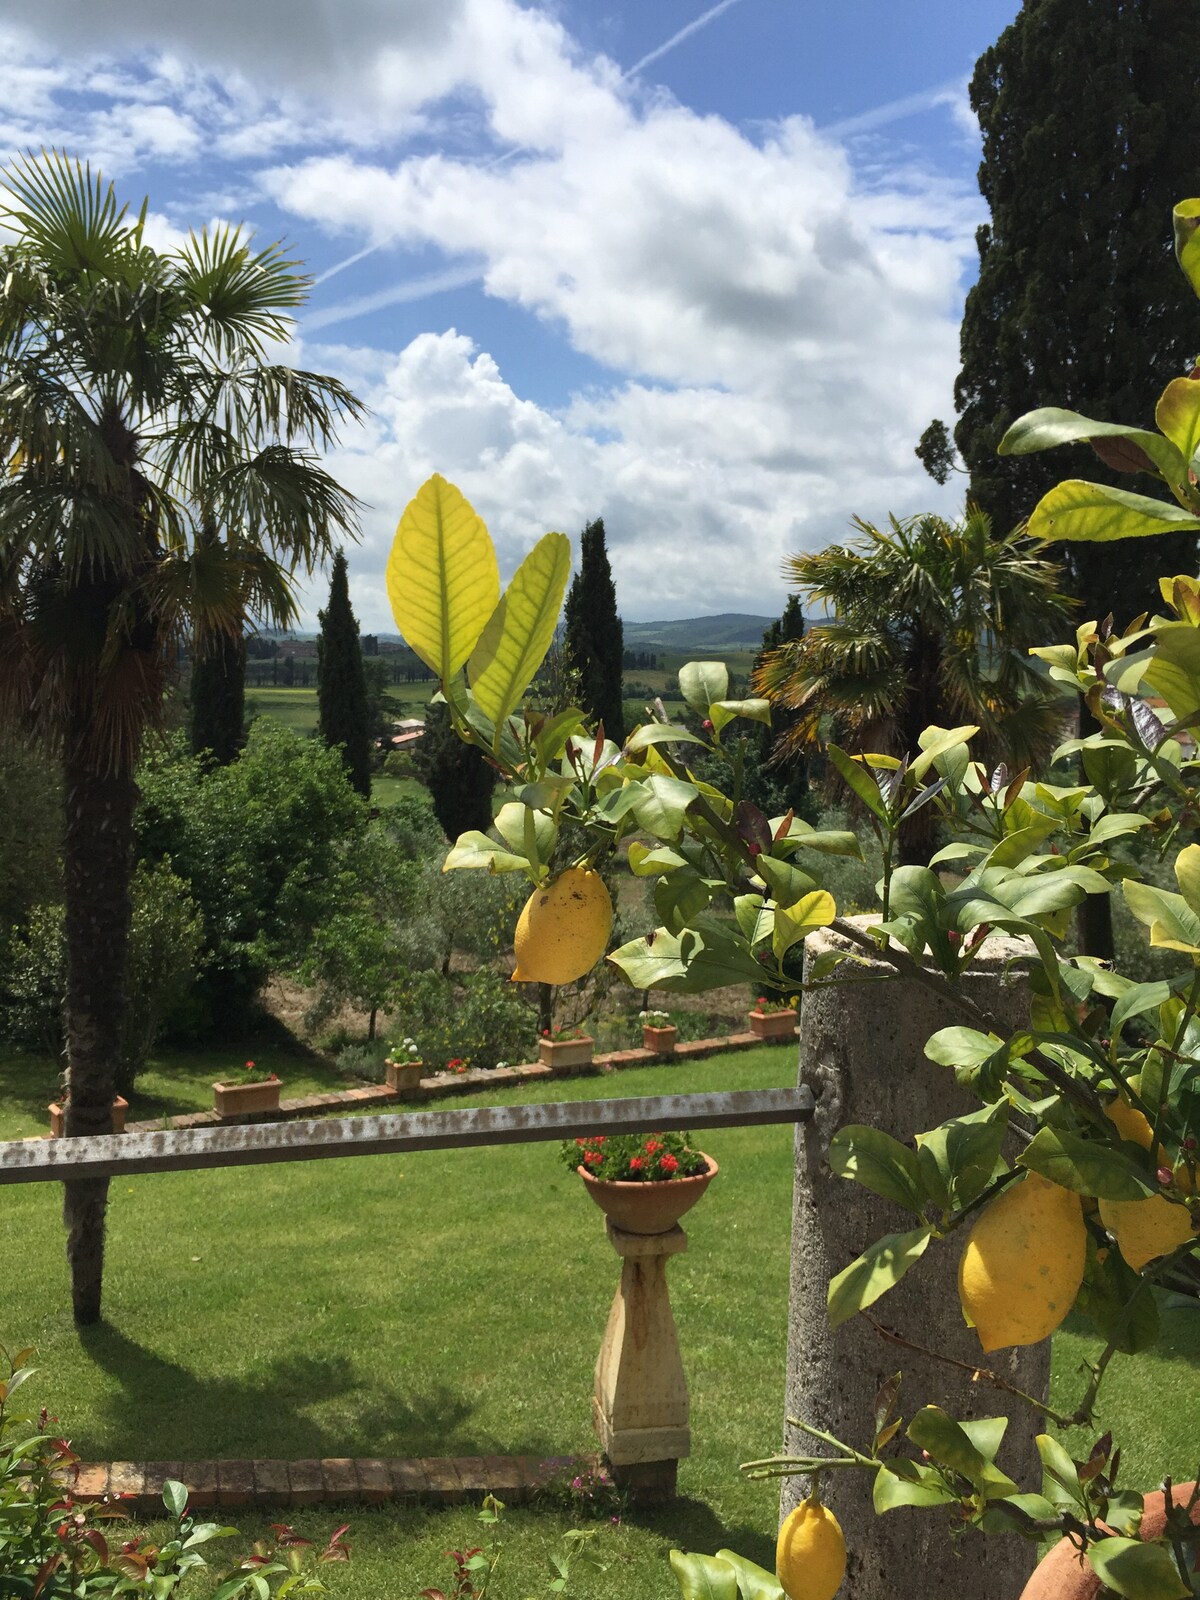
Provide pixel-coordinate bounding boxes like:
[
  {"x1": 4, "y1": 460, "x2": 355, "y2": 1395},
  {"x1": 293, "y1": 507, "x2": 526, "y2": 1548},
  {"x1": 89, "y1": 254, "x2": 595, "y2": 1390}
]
[
  {"x1": 782, "y1": 923, "x2": 1047, "y2": 1599},
  {"x1": 594, "y1": 1219, "x2": 689, "y2": 1502}
]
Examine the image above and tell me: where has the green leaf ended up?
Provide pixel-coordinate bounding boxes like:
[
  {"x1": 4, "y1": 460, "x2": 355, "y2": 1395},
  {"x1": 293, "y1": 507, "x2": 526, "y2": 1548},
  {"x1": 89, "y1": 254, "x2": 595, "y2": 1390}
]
[
  {"x1": 467, "y1": 532, "x2": 570, "y2": 732},
  {"x1": 916, "y1": 1105, "x2": 1008, "y2": 1212},
  {"x1": 827, "y1": 1126, "x2": 925, "y2": 1214},
  {"x1": 669, "y1": 1551, "x2": 739, "y2": 1600},
  {"x1": 387, "y1": 473, "x2": 500, "y2": 680},
  {"x1": 755, "y1": 853, "x2": 818, "y2": 908},
  {"x1": 998, "y1": 406, "x2": 1187, "y2": 486},
  {"x1": 907, "y1": 1407, "x2": 1017, "y2": 1496},
  {"x1": 1076, "y1": 1238, "x2": 1161, "y2": 1354},
  {"x1": 1027, "y1": 479, "x2": 1200, "y2": 543},
  {"x1": 679, "y1": 661, "x2": 729, "y2": 716},
  {"x1": 629, "y1": 773, "x2": 700, "y2": 841},
  {"x1": 1144, "y1": 623, "x2": 1200, "y2": 720},
  {"x1": 1110, "y1": 981, "x2": 1174, "y2": 1040},
  {"x1": 924, "y1": 1027, "x2": 1007, "y2": 1070},
  {"x1": 826, "y1": 1226, "x2": 932, "y2": 1328},
  {"x1": 627, "y1": 841, "x2": 689, "y2": 877},
  {"x1": 772, "y1": 890, "x2": 836, "y2": 961},
  {"x1": 1019, "y1": 1127, "x2": 1155, "y2": 1200},
  {"x1": 1087, "y1": 1538, "x2": 1190, "y2": 1600},
  {"x1": 709, "y1": 698, "x2": 771, "y2": 734},
  {"x1": 734, "y1": 893, "x2": 774, "y2": 946},
  {"x1": 1037, "y1": 1433, "x2": 1086, "y2": 1511},
  {"x1": 163, "y1": 1479, "x2": 189, "y2": 1519},
  {"x1": 1156, "y1": 377, "x2": 1200, "y2": 476},
  {"x1": 1175, "y1": 843, "x2": 1200, "y2": 916},
  {"x1": 775, "y1": 821, "x2": 862, "y2": 857},
  {"x1": 1174, "y1": 198, "x2": 1200, "y2": 298},
  {"x1": 655, "y1": 870, "x2": 715, "y2": 932},
  {"x1": 624, "y1": 722, "x2": 708, "y2": 752},
  {"x1": 827, "y1": 744, "x2": 888, "y2": 821},
  {"x1": 873, "y1": 1460, "x2": 959, "y2": 1513},
  {"x1": 908, "y1": 724, "x2": 978, "y2": 783},
  {"x1": 1124, "y1": 879, "x2": 1200, "y2": 954},
  {"x1": 712, "y1": 1550, "x2": 785, "y2": 1600},
  {"x1": 442, "y1": 830, "x2": 529, "y2": 874},
  {"x1": 493, "y1": 802, "x2": 557, "y2": 866}
]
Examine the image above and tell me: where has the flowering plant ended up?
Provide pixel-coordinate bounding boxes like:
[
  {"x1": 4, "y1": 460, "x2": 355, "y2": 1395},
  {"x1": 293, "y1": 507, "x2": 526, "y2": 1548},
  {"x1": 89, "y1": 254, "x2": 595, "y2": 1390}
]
[
  {"x1": 232, "y1": 1059, "x2": 278, "y2": 1085},
  {"x1": 390, "y1": 1036, "x2": 421, "y2": 1061},
  {"x1": 750, "y1": 994, "x2": 798, "y2": 1015},
  {"x1": 443, "y1": 1057, "x2": 470, "y2": 1075},
  {"x1": 561, "y1": 1131, "x2": 707, "y2": 1183},
  {"x1": 542, "y1": 1021, "x2": 591, "y2": 1042},
  {"x1": 638, "y1": 1010, "x2": 672, "y2": 1027}
]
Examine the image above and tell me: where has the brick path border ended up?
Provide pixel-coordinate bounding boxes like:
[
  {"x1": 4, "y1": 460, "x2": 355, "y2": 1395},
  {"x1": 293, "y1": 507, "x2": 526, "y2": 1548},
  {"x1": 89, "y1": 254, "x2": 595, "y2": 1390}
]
[
  {"x1": 107, "y1": 1029, "x2": 794, "y2": 1136},
  {"x1": 74, "y1": 1454, "x2": 604, "y2": 1515}
]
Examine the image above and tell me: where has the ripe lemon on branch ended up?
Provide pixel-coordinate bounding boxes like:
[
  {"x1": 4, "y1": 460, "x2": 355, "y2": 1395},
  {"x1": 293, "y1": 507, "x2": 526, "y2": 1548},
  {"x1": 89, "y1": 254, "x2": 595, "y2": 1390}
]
[
  {"x1": 512, "y1": 866, "x2": 613, "y2": 984},
  {"x1": 958, "y1": 1172, "x2": 1086, "y2": 1352},
  {"x1": 776, "y1": 1494, "x2": 846, "y2": 1600}
]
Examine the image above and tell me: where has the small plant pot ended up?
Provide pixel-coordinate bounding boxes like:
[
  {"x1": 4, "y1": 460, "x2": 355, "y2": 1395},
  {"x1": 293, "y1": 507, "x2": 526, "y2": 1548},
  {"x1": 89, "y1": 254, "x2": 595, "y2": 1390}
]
[
  {"x1": 48, "y1": 1097, "x2": 129, "y2": 1138},
  {"x1": 577, "y1": 1154, "x2": 718, "y2": 1235},
  {"x1": 539, "y1": 1036, "x2": 595, "y2": 1072},
  {"x1": 385, "y1": 1059, "x2": 424, "y2": 1092},
  {"x1": 642, "y1": 1024, "x2": 678, "y2": 1054},
  {"x1": 748, "y1": 1008, "x2": 798, "y2": 1041},
  {"x1": 213, "y1": 1079, "x2": 282, "y2": 1118}
]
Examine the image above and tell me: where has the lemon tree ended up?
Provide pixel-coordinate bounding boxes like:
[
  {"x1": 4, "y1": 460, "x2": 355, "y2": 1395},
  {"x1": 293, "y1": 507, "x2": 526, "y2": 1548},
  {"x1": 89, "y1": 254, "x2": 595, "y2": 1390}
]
[{"x1": 387, "y1": 204, "x2": 1200, "y2": 1600}]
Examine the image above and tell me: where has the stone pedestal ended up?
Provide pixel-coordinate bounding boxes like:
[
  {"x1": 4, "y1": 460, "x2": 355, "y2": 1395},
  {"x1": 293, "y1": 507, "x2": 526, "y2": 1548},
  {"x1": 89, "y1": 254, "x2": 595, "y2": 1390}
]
[
  {"x1": 783, "y1": 921, "x2": 1046, "y2": 1600},
  {"x1": 593, "y1": 1219, "x2": 689, "y2": 1502}
]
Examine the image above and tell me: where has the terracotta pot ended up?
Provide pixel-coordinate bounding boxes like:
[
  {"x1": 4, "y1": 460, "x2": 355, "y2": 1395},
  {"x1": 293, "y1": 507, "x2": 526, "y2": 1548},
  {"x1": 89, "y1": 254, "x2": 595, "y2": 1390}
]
[
  {"x1": 212, "y1": 1078, "x2": 282, "y2": 1118},
  {"x1": 1019, "y1": 1482, "x2": 1200, "y2": 1599},
  {"x1": 578, "y1": 1153, "x2": 718, "y2": 1234},
  {"x1": 48, "y1": 1097, "x2": 129, "y2": 1138},
  {"x1": 539, "y1": 1036, "x2": 594, "y2": 1071},
  {"x1": 642, "y1": 1025, "x2": 678, "y2": 1054},
  {"x1": 748, "y1": 1008, "x2": 797, "y2": 1041},
  {"x1": 385, "y1": 1059, "x2": 424, "y2": 1092}
]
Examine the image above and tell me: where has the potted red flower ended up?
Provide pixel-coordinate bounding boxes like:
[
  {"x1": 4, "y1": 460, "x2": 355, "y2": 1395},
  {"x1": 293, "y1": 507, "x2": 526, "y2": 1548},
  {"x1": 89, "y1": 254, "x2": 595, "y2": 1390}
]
[
  {"x1": 539, "y1": 1022, "x2": 595, "y2": 1072},
  {"x1": 748, "y1": 993, "x2": 799, "y2": 1041},
  {"x1": 563, "y1": 1131, "x2": 717, "y2": 1234},
  {"x1": 212, "y1": 1060, "x2": 281, "y2": 1118}
]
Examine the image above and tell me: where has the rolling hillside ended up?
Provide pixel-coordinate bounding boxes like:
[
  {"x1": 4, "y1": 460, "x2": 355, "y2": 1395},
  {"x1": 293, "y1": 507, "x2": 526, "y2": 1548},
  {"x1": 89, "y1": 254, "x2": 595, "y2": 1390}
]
[{"x1": 622, "y1": 613, "x2": 773, "y2": 651}]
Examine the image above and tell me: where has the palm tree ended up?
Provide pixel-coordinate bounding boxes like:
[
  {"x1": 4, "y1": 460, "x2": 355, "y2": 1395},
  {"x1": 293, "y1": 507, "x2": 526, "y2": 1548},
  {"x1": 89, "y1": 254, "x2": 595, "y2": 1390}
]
[
  {"x1": 753, "y1": 507, "x2": 1072, "y2": 863},
  {"x1": 0, "y1": 152, "x2": 364, "y2": 1323}
]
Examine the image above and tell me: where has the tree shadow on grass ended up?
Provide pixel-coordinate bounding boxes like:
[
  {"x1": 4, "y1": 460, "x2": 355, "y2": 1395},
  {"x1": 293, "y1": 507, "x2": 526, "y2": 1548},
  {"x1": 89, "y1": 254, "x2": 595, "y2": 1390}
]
[
  {"x1": 619, "y1": 1498, "x2": 775, "y2": 1573},
  {"x1": 77, "y1": 1322, "x2": 483, "y2": 1461}
]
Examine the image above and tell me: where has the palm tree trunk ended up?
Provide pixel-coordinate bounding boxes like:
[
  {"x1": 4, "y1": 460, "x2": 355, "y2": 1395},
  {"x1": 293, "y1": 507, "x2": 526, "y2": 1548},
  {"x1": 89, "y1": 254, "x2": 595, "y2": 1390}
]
[{"x1": 61, "y1": 722, "x2": 137, "y2": 1325}]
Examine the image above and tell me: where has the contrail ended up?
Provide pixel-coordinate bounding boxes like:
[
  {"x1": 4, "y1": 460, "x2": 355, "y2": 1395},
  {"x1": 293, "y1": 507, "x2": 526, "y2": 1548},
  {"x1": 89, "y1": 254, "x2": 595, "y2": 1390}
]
[
  {"x1": 622, "y1": 0, "x2": 744, "y2": 80},
  {"x1": 302, "y1": 263, "x2": 482, "y2": 332},
  {"x1": 309, "y1": 0, "x2": 751, "y2": 294},
  {"x1": 821, "y1": 80, "x2": 966, "y2": 140}
]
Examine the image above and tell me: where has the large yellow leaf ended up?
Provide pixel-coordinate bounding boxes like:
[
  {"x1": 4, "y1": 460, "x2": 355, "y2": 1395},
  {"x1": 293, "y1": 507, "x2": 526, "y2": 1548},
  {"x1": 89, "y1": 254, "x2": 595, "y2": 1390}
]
[
  {"x1": 467, "y1": 531, "x2": 570, "y2": 734},
  {"x1": 386, "y1": 475, "x2": 499, "y2": 681}
]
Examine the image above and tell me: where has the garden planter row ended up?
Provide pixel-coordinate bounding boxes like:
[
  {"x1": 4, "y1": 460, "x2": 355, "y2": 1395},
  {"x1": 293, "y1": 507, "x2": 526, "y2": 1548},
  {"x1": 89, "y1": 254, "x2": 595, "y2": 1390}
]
[{"x1": 748, "y1": 1007, "x2": 797, "y2": 1041}]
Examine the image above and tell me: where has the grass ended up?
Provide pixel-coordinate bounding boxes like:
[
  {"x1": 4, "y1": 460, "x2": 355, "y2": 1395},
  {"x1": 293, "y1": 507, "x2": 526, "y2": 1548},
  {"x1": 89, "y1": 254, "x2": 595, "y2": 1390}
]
[{"x1": 2, "y1": 1051, "x2": 1198, "y2": 1598}]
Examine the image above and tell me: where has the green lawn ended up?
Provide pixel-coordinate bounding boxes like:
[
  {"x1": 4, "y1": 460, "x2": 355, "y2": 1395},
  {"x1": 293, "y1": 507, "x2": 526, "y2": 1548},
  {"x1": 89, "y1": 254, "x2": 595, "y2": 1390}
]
[{"x1": 1, "y1": 1052, "x2": 1197, "y2": 1598}]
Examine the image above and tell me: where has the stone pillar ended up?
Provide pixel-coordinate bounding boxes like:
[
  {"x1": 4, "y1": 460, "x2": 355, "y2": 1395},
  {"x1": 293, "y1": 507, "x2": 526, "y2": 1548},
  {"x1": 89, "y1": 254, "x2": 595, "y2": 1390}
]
[
  {"x1": 593, "y1": 1219, "x2": 689, "y2": 1502},
  {"x1": 783, "y1": 922, "x2": 1047, "y2": 1600}
]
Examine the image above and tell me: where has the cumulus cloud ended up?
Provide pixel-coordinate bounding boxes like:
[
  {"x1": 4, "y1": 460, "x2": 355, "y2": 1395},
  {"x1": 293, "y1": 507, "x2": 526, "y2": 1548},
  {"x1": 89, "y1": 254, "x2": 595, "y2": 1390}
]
[{"x1": 0, "y1": 0, "x2": 980, "y2": 623}]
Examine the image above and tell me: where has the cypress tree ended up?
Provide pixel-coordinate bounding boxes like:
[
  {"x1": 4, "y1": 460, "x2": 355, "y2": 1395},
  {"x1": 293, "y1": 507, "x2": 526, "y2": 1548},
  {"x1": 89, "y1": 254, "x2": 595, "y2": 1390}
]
[
  {"x1": 563, "y1": 518, "x2": 624, "y2": 744},
  {"x1": 190, "y1": 631, "x2": 246, "y2": 766},
  {"x1": 317, "y1": 550, "x2": 371, "y2": 799},
  {"x1": 749, "y1": 595, "x2": 812, "y2": 819},
  {"x1": 949, "y1": 0, "x2": 1200, "y2": 626},
  {"x1": 419, "y1": 699, "x2": 494, "y2": 841}
]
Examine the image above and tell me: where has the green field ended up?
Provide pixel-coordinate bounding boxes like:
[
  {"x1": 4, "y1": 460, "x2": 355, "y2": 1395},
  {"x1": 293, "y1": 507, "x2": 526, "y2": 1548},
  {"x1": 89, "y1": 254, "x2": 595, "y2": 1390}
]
[{"x1": 2, "y1": 1052, "x2": 1197, "y2": 1598}]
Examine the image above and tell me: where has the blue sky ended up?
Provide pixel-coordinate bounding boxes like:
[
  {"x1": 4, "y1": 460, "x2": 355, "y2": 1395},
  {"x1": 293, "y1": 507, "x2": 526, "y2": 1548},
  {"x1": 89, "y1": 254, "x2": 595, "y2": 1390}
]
[{"x1": 0, "y1": 0, "x2": 1021, "y2": 628}]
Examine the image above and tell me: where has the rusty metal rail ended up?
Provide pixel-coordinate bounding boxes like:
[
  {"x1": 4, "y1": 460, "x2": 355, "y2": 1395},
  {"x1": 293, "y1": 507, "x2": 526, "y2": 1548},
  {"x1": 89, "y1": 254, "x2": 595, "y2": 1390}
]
[{"x1": 0, "y1": 1086, "x2": 813, "y2": 1186}]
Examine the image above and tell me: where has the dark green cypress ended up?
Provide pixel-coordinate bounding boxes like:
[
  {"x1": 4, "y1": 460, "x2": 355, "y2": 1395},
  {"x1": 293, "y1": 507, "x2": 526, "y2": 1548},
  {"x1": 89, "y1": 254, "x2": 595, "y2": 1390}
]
[
  {"x1": 563, "y1": 518, "x2": 624, "y2": 744},
  {"x1": 749, "y1": 596, "x2": 812, "y2": 818},
  {"x1": 317, "y1": 550, "x2": 371, "y2": 799},
  {"x1": 950, "y1": 0, "x2": 1200, "y2": 625},
  {"x1": 419, "y1": 699, "x2": 494, "y2": 841},
  {"x1": 190, "y1": 630, "x2": 246, "y2": 766}
]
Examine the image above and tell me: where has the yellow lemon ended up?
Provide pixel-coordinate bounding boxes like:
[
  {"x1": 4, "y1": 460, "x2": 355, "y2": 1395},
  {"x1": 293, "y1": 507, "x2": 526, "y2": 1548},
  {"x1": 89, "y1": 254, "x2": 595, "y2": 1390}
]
[
  {"x1": 1098, "y1": 1193, "x2": 1196, "y2": 1272},
  {"x1": 512, "y1": 866, "x2": 613, "y2": 984},
  {"x1": 1103, "y1": 1097, "x2": 1155, "y2": 1151},
  {"x1": 776, "y1": 1496, "x2": 846, "y2": 1600},
  {"x1": 958, "y1": 1172, "x2": 1086, "y2": 1352}
]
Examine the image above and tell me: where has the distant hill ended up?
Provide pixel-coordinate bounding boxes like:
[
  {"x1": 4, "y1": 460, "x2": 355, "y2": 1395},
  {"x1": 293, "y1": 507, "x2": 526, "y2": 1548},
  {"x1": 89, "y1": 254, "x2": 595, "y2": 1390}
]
[{"x1": 622, "y1": 613, "x2": 774, "y2": 651}]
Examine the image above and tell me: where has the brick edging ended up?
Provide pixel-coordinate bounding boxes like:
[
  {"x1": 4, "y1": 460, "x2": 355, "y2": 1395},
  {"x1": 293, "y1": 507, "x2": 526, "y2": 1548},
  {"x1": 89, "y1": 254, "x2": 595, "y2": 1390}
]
[
  {"x1": 74, "y1": 1454, "x2": 603, "y2": 1515},
  {"x1": 102, "y1": 1029, "x2": 798, "y2": 1137}
]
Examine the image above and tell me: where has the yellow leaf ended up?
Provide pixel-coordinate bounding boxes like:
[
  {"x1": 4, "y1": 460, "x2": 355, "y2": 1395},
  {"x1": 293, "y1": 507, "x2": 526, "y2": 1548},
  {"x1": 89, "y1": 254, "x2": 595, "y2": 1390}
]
[
  {"x1": 1177, "y1": 844, "x2": 1200, "y2": 918},
  {"x1": 386, "y1": 474, "x2": 499, "y2": 681},
  {"x1": 468, "y1": 532, "x2": 570, "y2": 733}
]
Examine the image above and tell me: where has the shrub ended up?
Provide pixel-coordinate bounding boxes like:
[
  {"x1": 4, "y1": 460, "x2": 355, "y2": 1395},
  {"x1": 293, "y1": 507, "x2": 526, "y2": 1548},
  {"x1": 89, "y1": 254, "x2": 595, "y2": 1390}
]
[
  {"x1": 389, "y1": 967, "x2": 536, "y2": 1072},
  {"x1": 382, "y1": 749, "x2": 418, "y2": 779}
]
